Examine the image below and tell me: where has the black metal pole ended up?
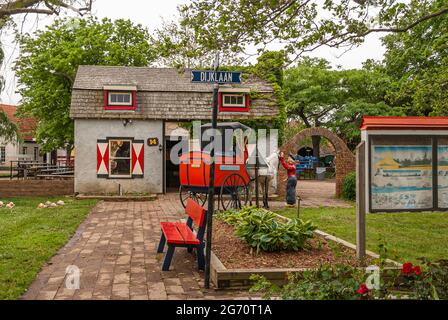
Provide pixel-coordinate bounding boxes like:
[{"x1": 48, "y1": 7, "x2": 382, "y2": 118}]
[
  {"x1": 204, "y1": 82, "x2": 219, "y2": 289},
  {"x1": 255, "y1": 140, "x2": 260, "y2": 208}
]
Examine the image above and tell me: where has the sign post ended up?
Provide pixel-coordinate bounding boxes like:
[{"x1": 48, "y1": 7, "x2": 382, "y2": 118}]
[
  {"x1": 204, "y1": 54, "x2": 220, "y2": 289},
  {"x1": 191, "y1": 56, "x2": 243, "y2": 289},
  {"x1": 356, "y1": 141, "x2": 366, "y2": 262}
]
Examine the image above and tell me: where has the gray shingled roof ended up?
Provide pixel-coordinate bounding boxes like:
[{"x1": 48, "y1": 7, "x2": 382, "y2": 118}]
[
  {"x1": 73, "y1": 66, "x2": 274, "y2": 92},
  {"x1": 70, "y1": 66, "x2": 278, "y2": 121}
]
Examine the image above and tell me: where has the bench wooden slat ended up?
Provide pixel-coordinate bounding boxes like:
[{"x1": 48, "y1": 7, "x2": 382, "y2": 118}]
[
  {"x1": 175, "y1": 222, "x2": 200, "y2": 245},
  {"x1": 185, "y1": 198, "x2": 206, "y2": 227},
  {"x1": 160, "y1": 222, "x2": 185, "y2": 244}
]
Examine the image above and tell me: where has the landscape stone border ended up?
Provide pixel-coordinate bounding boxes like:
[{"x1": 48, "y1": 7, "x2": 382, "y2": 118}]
[{"x1": 210, "y1": 213, "x2": 401, "y2": 289}]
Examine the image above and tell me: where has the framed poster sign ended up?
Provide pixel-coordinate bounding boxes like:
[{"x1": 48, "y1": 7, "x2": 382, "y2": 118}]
[
  {"x1": 438, "y1": 138, "x2": 448, "y2": 208},
  {"x1": 370, "y1": 136, "x2": 433, "y2": 211}
]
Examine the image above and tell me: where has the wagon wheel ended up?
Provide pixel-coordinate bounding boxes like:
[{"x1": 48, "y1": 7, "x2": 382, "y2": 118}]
[
  {"x1": 220, "y1": 173, "x2": 249, "y2": 211},
  {"x1": 179, "y1": 185, "x2": 208, "y2": 208}
]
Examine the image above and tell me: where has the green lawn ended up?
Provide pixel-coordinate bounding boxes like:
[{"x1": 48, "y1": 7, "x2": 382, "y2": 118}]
[
  {"x1": 0, "y1": 197, "x2": 97, "y2": 300},
  {"x1": 276, "y1": 206, "x2": 448, "y2": 264}
]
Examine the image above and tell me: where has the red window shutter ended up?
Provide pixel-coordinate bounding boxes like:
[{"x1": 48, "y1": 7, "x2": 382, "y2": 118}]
[
  {"x1": 97, "y1": 141, "x2": 109, "y2": 177},
  {"x1": 131, "y1": 141, "x2": 144, "y2": 177},
  {"x1": 245, "y1": 94, "x2": 250, "y2": 108}
]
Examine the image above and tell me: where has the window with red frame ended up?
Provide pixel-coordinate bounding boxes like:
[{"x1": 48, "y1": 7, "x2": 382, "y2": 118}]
[
  {"x1": 104, "y1": 91, "x2": 137, "y2": 111},
  {"x1": 219, "y1": 93, "x2": 250, "y2": 112}
]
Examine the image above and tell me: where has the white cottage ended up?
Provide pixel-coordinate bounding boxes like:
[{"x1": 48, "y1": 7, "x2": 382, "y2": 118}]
[{"x1": 70, "y1": 66, "x2": 279, "y2": 195}]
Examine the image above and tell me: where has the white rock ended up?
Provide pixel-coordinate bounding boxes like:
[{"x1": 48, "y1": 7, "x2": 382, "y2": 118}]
[
  {"x1": 6, "y1": 202, "x2": 15, "y2": 209},
  {"x1": 45, "y1": 201, "x2": 52, "y2": 206},
  {"x1": 38, "y1": 203, "x2": 46, "y2": 209},
  {"x1": 49, "y1": 203, "x2": 58, "y2": 208},
  {"x1": 0, "y1": 201, "x2": 4, "y2": 207},
  {"x1": 56, "y1": 200, "x2": 65, "y2": 206}
]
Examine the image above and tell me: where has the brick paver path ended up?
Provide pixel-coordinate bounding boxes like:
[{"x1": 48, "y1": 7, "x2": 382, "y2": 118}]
[
  {"x1": 22, "y1": 195, "x2": 260, "y2": 300},
  {"x1": 270, "y1": 180, "x2": 353, "y2": 209}
]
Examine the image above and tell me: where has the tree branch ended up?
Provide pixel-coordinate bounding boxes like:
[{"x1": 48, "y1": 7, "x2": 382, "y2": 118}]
[{"x1": 0, "y1": 0, "x2": 93, "y2": 19}]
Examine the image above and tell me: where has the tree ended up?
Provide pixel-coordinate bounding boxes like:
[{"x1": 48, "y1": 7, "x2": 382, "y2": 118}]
[
  {"x1": 178, "y1": 0, "x2": 448, "y2": 60},
  {"x1": 0, "y1": 0, "x2": 92, "y2": 21},
  {"x1": 0, "y1": 0, "x2": 93, "y2": 137},
  {"x1": 14, "y1": 17, "x2": 156, "y2": 156},
  {"x1": 284, "y1": 58, "x2": 401, "y2": 152},
  {"x1": 283, "y1": 58, "x2": 343, "y2": 157},
  {"x1": 329, "y1": 61, "x2": 404, "y2": 149},
  {"x1": 152, "y1": 9, "x2": 242, "y2": 69},
  {"x1": 1, "y1": 40, "x2": 20, "y2": 143},
  {"x1": 382, "y1": 0, "x2": 448, "y2": 116},
  {"x1": 0, "y1": 110, "x2": 20, "y2": 143}
]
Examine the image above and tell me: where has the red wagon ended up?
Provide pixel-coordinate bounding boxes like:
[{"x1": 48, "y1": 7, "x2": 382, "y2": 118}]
[{"x1": 179, "y1": 122, "x2": 252, "y2": 210}]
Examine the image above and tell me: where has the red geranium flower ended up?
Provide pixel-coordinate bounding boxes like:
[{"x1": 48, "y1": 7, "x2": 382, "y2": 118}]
[
  {"x1": 413, "y1": 265, "x2": 422, "y2": 276},
  {"x1": 357, "y1": 283, "x2": 369, "y2": 295},
  {"x1": 401, "y1": 262, "x2": 413, "y2": 274}
]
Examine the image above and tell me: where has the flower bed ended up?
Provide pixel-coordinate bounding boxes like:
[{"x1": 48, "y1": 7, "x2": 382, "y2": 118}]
[
  {"x1": 210, "y1": 207, "x2": 385, "y2": 289},
  {"x1": 213, "y1": 218, "x2": 369, "y2": 269}
]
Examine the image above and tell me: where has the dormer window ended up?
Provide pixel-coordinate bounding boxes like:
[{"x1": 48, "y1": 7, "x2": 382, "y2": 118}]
[
  {"x1": 223, "y1": 94, "x2": 246, "y2": 108},
  {"x1": 218, "y1": 88, "x2": 250, "y2": 113},
  {"x1": 108, "y1": 92, "x2": 133, "y2": 106},
  {"x1": 103, "y1": 85, "x2": 137, "y2": 111}
]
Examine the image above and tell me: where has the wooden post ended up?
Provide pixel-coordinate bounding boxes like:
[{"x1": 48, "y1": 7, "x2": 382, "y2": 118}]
[{"x1": 356, "y1": 141, "x2": 366, "y2": 261}]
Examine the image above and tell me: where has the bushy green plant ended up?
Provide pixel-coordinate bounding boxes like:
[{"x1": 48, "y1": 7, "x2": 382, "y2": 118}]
[
  {"x1": 395, "y1": 259, "x2": 448, "y2": 300},
  {"x1": 342, "y1": 172, "x2": 356, "y2": 201},
  {"x1": 219, "y1": 206, "x2": 317, "y2": 253},
  {"x1": 251, "y1": 258, "x2": 448, "y2": 300},
  {"x1": 251, "y1": 264, "x2": 365, "y2": 300}
]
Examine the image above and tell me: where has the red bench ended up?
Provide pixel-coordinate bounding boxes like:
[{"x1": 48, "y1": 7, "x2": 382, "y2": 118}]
[{"x1": 157, "y1": 199, "x2": 207, "y2": 271}]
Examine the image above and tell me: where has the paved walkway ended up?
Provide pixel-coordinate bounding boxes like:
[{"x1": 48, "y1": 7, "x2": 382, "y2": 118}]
[
  {"x1": 22, "y1": 195, "x2": 260, "y2": 300},
  {"x1": 22, "y1": 180, "x2": 349, "y2": 300},
  {"x1": 270, "y1": 180, "x2": 353, "y2": 209}
]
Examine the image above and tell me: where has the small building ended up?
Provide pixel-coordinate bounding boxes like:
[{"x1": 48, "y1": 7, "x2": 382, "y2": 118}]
[
  {"x1": 0, "y1": 103, "x2": 43, "y2": 165},
  {"x1": 70, "y1": 66, "x2": 279, "y2": 195}
]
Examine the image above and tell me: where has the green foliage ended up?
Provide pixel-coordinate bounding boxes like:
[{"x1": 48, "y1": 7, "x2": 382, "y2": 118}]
[
  {"x1": 178, "y1": 0, "x2": 447, "y2": 59},
  {"x1": 14, "y1": 17, "x2": 156, "y2": 152},
  {"x1": 151, "y1": 9, "x2": 242, "y2": 69},
  {"x1": 395, "y1": 259, "x2": 448, "y2": 300},
  {"x1": 284, "y1": 58, "x2": 403, "y2": 149},
  {"x1": 219, "y1": 206, "x2": 317, "y2": 253},
  {"x1": 0, "y1": 111, "x2": 20, "y2": 144},
  {"x1": 251, "y1": 264, "x2": 365, "y2": 300},
  {"x1": 251, "y1": 258, "x2": 448, "y2": 300},
  {"x1": 382, "y1": 0, "x2": 448, "y2": 116},
  {"x1": 220, "y1": 51, "x2": 287, "y2": 144},
  {"x1": 342, "y1": 172, "x2": 356, "y2": 201}
]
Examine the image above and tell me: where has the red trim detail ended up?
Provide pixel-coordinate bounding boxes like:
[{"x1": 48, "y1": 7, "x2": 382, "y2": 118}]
[
  {"x1": 361, "y1": 116, "x2": 448, "y2": 130},
  {"x1": 97, "y1": 145, "x2": 102, "y2": 172},
  {"x1": 103, "y1": 90, "x2": 137, "y2": 111},
  {"x1": 132, "y1": 145, "x2": 137, "y2": 172},
  {"x1": 138, "y1": 144, "x2": 144, "y2": 172},
  {"x1": 104, "y1": 145, "x2": 109, "y2": 172},
  {"x1": 218, "y1": 93, "x2": 250, "y2": 113}
]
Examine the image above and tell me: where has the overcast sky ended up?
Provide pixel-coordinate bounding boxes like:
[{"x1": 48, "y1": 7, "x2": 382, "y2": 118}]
[{"x1": 0, "y1": 0, "x2": 386, "y2": 105}]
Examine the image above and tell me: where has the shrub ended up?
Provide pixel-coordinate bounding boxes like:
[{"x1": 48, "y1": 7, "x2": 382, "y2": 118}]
[
  {"x1": 342, "y1": 172, "x2": 356, "y2": 201},
  {"x1": 251, "y1": 259, "x2": 448, "y2": 300},
  {"x1": 219, "y1": 206, "x2": 317, "y2": 253},
  {"x1": 251, "y1": 264, "x2": 365, "y2": 300}
]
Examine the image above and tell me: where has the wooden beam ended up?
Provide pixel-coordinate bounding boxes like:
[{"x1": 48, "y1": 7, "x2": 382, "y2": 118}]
[{"x1": 356, "y1": 141, "x2": 366, "y2": 261}]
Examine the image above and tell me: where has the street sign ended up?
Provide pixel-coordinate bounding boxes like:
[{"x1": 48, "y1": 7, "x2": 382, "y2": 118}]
[{"x1": 191, "y1": 70, "x2": 242, "y2": 84}]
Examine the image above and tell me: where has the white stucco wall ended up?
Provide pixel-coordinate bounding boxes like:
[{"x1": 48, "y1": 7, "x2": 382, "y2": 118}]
[{"x1": 74, "y1": 119, "x2": 164, "y2": 195}]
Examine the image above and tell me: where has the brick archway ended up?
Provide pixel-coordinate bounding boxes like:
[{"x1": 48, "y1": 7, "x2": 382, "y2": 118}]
[{"x1": 278, "y1": 127, "x2": 355, "y2": 197}]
